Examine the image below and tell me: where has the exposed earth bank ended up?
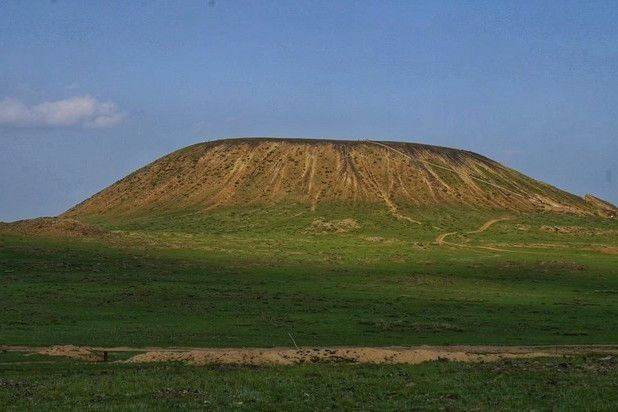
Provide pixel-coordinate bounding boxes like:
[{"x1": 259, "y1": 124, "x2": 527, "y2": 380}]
[{"x1": 4, "y1": 345, "x2": 617, "y2": 366}]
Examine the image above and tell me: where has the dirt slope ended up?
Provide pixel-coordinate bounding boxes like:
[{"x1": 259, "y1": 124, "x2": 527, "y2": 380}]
[
  {"x1": 63, "y1": 138, "x2": 617, "y2": 220},
  {"x1": 0, "y1": 217, "x2": 107, "y2": 238}
]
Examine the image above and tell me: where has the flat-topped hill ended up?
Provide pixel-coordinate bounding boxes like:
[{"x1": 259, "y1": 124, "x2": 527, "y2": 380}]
[{"x1": 63, "y1": 138, "x2": 617, "y2": 220}]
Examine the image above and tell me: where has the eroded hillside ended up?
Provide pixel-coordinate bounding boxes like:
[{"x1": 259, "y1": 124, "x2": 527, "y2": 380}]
[{"x1": 64, "y1": 138, "x2": 616, "y2": 220}]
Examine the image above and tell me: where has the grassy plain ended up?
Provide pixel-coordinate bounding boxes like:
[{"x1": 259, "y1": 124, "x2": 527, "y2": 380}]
[
  {"x1": 1, "y1": 205, "x2": 617, "y2": 409},
  {"x1": 1, "y1": 205, "x2": 617, "y2": 347}
]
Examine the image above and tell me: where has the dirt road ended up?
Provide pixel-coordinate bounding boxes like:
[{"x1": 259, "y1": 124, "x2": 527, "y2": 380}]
[
  {"x1": 435, "y1": 231, "x2": 458, "y2": 246},
  {"x1": 435, "y1": 217, "x2": 511, "y2": 247}
]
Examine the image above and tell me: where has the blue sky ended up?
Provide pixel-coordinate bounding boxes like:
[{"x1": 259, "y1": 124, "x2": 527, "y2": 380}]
[{"x1": 1, "y1": 0, "x2": 617, "y2": 221}]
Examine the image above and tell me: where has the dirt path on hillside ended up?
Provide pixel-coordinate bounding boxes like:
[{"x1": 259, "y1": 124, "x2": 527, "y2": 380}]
[
  {"x1": 435, "y1": 231, "x2": 458, "y2": 246},
  {"x1": 3, "y1": 345, "x2": 617, "y2": 366},
  {"x1": 467, "y1": 217, "x2": 512, "y2": 234},
  {"x1": 435, "y1": 217, "x2": 512, "y2": 250}
]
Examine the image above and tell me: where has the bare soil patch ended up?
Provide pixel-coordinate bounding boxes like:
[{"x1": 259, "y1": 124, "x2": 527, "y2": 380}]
[
  {"x1": 37, "y1": 345, "x2": 103, "y2": 362},
  {"x1": 7, "y1": 345, "x2": 617, "y2": 365},
  {"x1": 125, "y1": 346, "x2": 617, "y2": 366}
]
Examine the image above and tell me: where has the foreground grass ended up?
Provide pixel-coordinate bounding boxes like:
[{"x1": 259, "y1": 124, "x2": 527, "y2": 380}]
[{"x1": 1, "y1": 354, "x2": 617, "y2": 410}]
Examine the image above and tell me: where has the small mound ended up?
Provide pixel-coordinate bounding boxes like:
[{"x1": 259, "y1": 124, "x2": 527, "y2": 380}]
[
  {"x1": 38, "y1": 345, "x2": 103, "y2": 362},
  {"x1": 0, "y1": 217, "x2": 107, "y2": 238},
  {"x1": 306, "y1": 218, "x2": 360, "y2": 233}
]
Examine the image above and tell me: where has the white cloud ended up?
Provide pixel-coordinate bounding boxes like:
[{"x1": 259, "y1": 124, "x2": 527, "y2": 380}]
[{"x1": 0, "y1": 96, "x2": 125, "y2": 128}]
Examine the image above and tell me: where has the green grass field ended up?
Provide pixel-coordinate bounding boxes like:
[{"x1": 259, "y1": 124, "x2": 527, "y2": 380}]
[
  {"x1": 1, "y1": 205, "x2": 617, "y2": 409},
  {"x1": 2, "y1": 206, "x2": 618, "y2": 347}
]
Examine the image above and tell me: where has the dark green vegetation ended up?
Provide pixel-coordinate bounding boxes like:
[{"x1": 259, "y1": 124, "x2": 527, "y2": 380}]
[
  {"x1": 2, "y1": 206, "x2": 617, "y2": 347},
  {"x1": 1, "y1": 352, "x2": 617, "y2": 410}
]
